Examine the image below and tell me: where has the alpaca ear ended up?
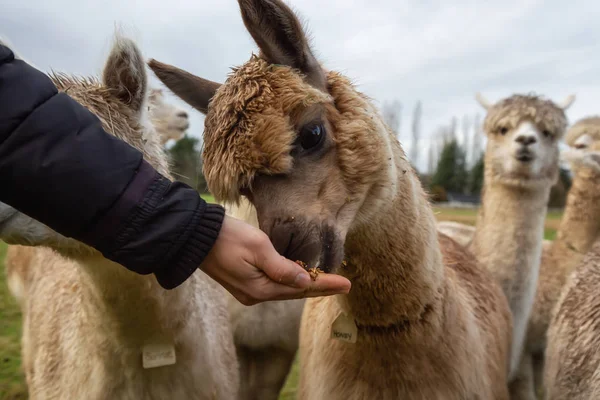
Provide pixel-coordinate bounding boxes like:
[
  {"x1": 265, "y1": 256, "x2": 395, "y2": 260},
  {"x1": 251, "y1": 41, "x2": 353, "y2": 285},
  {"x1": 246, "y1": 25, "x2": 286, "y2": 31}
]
[
  {"x1": 475, "y1": 92, "x2": 493, "y2": 110},
  {"x1": 148, "y1": 88, "x2": 162, "y2": 102},
  {"x1": 557, "y1": 94, "x2": 576, "y2": 110},
  {"x1": 148, "y1": 59, "x2": 221, "y2": 115},
  {"x1": 237, "y1": 0, "x2": 326, "y2": 90},
  {"x1": 102, "y1": 36, "x2": 148, "y2": 116}
]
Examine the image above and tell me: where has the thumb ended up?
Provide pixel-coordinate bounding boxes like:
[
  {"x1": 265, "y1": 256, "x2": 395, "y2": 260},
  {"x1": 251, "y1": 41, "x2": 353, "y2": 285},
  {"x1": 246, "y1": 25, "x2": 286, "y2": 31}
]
[{"x1": 256, "y1": 245, "x2": 312, "y2": 289}]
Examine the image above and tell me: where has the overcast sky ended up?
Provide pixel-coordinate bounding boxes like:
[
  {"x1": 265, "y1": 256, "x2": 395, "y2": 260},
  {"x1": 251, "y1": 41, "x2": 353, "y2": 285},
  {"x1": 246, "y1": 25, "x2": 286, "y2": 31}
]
[{"x1": 3, "y1": 0, "x2": 600, "y2": 171}]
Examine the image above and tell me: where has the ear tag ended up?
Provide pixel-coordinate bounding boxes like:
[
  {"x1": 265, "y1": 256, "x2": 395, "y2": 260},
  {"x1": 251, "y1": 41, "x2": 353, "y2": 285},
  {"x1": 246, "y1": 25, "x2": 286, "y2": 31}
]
[{"x1": 330, "y1": 311, "x2": 358, "y2": 344}]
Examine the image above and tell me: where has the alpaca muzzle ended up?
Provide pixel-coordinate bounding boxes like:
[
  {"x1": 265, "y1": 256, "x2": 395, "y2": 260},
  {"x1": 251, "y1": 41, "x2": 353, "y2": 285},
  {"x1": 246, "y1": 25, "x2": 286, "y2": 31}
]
[{"x1": 266, "y1": 218, "x2": 344, "y2": 273}]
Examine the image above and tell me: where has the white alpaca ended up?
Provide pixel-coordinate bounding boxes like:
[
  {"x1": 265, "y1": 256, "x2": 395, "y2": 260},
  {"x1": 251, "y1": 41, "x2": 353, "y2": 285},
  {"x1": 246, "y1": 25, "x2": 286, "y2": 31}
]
[
  {"x1": 148, "y1": 88, "x2": 190, "y2": 145},
  {"x1": 468, "y1": 92, "x2": 574, "y2": 388},
  {"x1": 1, "y1": 34, "x2": 238, "y2": 400}
]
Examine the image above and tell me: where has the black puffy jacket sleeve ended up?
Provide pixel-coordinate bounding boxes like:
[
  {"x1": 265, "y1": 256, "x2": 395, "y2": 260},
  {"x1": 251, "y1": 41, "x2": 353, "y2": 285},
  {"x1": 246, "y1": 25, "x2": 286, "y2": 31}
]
[{"x1": 0, "y1": 44, "x2": 224, "y2": 289}]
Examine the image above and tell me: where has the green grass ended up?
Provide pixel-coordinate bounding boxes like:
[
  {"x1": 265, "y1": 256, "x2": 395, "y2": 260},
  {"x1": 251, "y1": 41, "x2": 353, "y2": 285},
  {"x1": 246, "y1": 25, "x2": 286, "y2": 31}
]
[
  {"x1": 279, "y1": 356, "x2": 300, "y2": 400},
  {"x1": 200, "y1": 193, "x2": 216, "y2": 204},
  {"x1": 0, "y1": 241, "x2": 27, "y2": 400},
  {"x1": 433, "y1": 206, "x2": 560, "y2": 240},
  {"x1": 0, "y1": 205, "x2": 562, "y2": 399}
]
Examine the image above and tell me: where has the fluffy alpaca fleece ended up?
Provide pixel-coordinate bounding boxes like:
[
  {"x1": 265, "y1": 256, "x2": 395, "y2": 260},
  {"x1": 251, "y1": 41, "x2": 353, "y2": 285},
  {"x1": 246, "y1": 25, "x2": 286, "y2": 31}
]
[
  {"x1": 543, "y1": 237, "x2": 600, "y2": 399},
  {"x1": 223, "y1": 198, "x2": 304, "y2": 400},
  {"x1": 511, "y1": 135, "x2": 600, "y2": 399},
  {"x1": 436, "y1": 221, "x2": 476, "y2": 247},
  {"x1": 148, "y1": 88, "x2": 190, "y2": 145},
  {"x1": 468, "y1": 93, "x2": 572, "y2": 389},
  {"x1": 147, "y1": 1, "x2": 513, "y2": 397},
  {"x1": 564, "y1": 116, "x2": 600, "y2": 146},
  {"x1": 2, "y1": 35, "x2": 238, "y2": 400}
]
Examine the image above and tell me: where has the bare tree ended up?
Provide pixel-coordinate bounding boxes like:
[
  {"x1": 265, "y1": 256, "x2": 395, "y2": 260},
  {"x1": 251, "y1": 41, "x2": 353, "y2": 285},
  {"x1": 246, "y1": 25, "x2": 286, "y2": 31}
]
[
  {"x1": 471, "y1": 112, "x2": 484, "y2": 164},
  {"x1": 410, "y1": 100, "x2": 422, "y2": 168},
  {"x1": 382, "y1": 99, "x2": 402, "y2": 139},
  {"x1": 428, "y1": 142, "x2": 436, "y2": 175},
  {"x1": 461, "y1": 114, "x2": 471, "y2": 165}
]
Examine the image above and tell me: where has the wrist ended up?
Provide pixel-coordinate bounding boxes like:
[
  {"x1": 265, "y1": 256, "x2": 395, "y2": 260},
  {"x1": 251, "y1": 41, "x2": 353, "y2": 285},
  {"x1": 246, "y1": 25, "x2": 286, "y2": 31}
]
[{"x1": 155, "y1": 202, "x2": 225, "y2": 289}]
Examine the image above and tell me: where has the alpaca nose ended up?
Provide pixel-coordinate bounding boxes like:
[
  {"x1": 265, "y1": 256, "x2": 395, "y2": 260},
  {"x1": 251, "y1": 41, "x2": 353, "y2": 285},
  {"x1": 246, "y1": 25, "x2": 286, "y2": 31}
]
[{"x1": 515, "y1": 135, "x2": 537, "y2": 146}]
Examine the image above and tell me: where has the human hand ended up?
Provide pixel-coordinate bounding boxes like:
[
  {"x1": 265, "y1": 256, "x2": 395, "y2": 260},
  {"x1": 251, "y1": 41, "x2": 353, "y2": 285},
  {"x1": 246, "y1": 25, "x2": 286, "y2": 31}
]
[{"x1": 199, "y1": 215, "x2": 352, "y2": 305}]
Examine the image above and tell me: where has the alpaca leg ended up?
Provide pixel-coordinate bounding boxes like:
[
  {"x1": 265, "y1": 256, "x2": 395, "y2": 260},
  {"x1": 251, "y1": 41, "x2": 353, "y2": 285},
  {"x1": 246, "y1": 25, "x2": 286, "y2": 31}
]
[
  {"x1": 509, "y1": 353, "x2": 537, "y2": 400},
  {"x1": 532, "y1": 352, "x2": 545, "y2": 399},
  {"x1": 236, "y1": 346, "x2": 295, "y2": 400},
  {"x1": 235, "y1": 346, "x2": 253, "y2": 400}
]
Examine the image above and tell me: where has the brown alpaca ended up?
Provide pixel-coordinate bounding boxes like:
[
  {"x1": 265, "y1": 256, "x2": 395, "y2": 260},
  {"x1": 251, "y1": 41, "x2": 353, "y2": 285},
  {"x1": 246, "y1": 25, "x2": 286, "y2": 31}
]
[
  {"x1": 544, "y1": 234, "x2": 600, "y2": 397},
  {"x1": 512, "y1": 123, "x2": 600, "y2": 399},
  {"x1": 1, "y1": 34, "x2": 238, "y2": 400},
  {"x1": 147, "y1": 1, "x2": 513, "y2": 398},
  {"x1": 468, "y1": 93, "x2": 573, "y2": 391},
  {"x1": 223, "y1": 198, "x2": 304, "y2": 400},
  {"x1": 436, "y1": 119, "x2": 600, "y2": 399}
]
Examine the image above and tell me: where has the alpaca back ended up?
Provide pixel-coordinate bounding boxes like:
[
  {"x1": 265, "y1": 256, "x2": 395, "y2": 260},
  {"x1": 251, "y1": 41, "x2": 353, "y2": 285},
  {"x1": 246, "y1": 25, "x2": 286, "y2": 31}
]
[{"x1": 544, "y1": 239, "x2": 600, "y2": 399}]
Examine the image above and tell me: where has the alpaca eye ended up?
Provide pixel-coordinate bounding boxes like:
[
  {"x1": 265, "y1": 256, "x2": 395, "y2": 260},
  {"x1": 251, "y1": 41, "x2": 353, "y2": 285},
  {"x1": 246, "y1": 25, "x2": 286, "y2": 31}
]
[
  {"x1": 543, "y1": 130, "x2": 551, "y2": 138},
  {"x1": 499, "y1": 127, "x2": 508, "y2": 135},
  {"x1": 299, "y1": 124, "x2": 325, "y2": 150}
]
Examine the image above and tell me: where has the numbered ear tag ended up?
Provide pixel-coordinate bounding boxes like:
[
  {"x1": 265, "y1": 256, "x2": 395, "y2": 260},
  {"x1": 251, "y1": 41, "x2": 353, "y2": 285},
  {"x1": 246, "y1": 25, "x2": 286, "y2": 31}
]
[
  {"x1": 142, "y1": 343, "x2": 176, "y2": 369},
  {"x1": 330, "y1": 312, "x2": 358, "y2": 343}
]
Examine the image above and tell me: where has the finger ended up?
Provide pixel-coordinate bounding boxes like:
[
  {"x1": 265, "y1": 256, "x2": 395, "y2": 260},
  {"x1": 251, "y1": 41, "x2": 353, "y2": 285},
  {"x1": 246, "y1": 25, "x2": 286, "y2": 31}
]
[
  {"x1": 257, "y1": 247, "x2": 312, "y2": 289},
  {"x1": 306, "y1": 273, "x2": 352, "y2": 293},
  {"x1": 258, "y1": 273, "x2": 351, "y2": 302}
]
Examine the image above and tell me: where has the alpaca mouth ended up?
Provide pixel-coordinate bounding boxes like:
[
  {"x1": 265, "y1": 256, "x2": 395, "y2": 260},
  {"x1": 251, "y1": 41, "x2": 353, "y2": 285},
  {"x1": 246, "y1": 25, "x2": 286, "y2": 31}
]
[
  {"x1": 268, "y1": 220, "x2": 344, "y2": 274},
  {"x1": 515, "y1": 151, "x2": 534, "y2": 163},
  {"x1": 170, "y1": 120, "x2": 190, "y2": 131}
]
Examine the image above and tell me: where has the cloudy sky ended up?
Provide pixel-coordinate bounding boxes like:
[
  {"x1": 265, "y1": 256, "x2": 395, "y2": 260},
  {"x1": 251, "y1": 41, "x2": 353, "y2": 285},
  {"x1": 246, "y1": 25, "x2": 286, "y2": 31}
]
[{"x1": 3, "y1": 0, "x2": 600, "y2": 171}]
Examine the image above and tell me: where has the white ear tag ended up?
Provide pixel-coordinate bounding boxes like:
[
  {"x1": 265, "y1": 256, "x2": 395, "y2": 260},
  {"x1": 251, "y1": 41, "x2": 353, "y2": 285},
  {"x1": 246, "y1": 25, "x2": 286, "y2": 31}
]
[
  {"x1": 142, "y1": 343, "x2": 176, "y2": 369},
  {"x1": 330, "y1": 312, "x2": 358, "y2": 344}
]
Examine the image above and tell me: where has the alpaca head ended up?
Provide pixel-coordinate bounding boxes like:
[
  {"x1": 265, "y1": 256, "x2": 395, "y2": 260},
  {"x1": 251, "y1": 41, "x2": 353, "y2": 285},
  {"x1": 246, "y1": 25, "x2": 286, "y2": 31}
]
[
  {"x1": 148, "y1": 0, "x2": 399, "y2": 272},
  {"x1": 0, "y1": 34, "x2": 169, "y2": 255},
  {"x1": 565, "y1": 116, "x2": 600, "y2": 150},
  {"x1": 561, "y1": 116, "x2": 600, "y2": 173},
  {"x1": 148, "y1": 88, "x2": 190, "y2": 145},
  {"x1": 476, "y1": 93, "x2": 575, "y2": 188}
]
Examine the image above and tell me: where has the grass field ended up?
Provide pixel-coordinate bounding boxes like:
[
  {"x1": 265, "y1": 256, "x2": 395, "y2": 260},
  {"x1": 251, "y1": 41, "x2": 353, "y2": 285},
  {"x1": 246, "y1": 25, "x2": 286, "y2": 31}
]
[{"x1": 0, "y1": 203, "x2": 560, "y2": 399}]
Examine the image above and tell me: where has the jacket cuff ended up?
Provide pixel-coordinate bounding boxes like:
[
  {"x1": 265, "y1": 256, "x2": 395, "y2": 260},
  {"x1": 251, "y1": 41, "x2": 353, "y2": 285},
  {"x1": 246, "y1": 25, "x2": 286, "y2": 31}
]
[{"x1": 154, "y1": 203, "x2": 225, "y2": 289}]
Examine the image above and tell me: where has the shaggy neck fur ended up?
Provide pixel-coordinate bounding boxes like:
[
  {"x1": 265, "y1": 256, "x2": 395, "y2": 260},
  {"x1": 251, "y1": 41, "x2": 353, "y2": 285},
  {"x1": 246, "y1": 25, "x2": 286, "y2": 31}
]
[
  {"x1": 341, "y1": 159, "x2": 445, "y2": 328},
  {"x1": 470, "y1": 164, "x2": 552, "y2": 377},
  {"x1": 551, "y1": 164, "x2": 600, "y2": 270},
  {"x1": 78, "y1": 257, "x2": 194, "y2": 343}
]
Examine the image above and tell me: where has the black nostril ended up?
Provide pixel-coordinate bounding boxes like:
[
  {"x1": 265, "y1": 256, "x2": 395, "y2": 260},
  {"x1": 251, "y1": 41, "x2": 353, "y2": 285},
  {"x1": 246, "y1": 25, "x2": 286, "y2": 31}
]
[{"x1": 176, "y1": 111, "x2": 188, "y2": 119}]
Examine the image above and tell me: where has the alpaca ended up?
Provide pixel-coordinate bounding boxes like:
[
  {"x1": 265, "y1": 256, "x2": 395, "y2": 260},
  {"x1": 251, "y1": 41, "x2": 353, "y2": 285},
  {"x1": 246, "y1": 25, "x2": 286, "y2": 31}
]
[
  {"x1": 437, "y1": 119, "x2": 600, "y2": 398},
  {"x1": 147, "y1": 0, "x2": 513, "y2": 398},
  {"x1": 467, "y1": 92, "x2": 574, "y2": 388},
  {"x1": 223, "y1": 198, "x2": 304, "y2": 400},
  {"x1": 511, "y1": 120, "x2": 600, "y2": 399},
  {"x1": 544, "y1": 183, "x2": 600, "y2": 399},
  {"x1": 0, "y1": 34, "x2": 238, "y2": 399},
  {"x1": 148, "y1": 88, "x2": 190, "y2": 145}
]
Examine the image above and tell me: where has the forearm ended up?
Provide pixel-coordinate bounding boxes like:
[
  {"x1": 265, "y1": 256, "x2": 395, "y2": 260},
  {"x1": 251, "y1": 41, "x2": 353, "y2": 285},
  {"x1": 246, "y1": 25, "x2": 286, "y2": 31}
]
[{"x1": 0, "y1": 43, "x2": 224, "y2": 288}]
